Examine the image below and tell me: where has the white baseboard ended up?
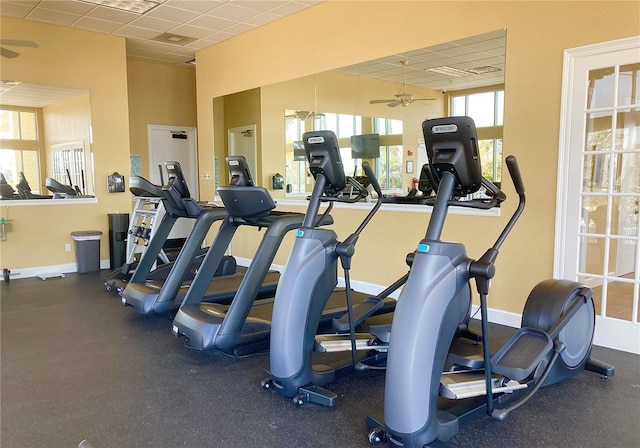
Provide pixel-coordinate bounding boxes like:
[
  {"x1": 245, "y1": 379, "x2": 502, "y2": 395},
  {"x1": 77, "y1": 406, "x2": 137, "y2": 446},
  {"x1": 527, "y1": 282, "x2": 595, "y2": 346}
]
[{"x1": 0, "y1": 259, "x2": 111, "y2": 281}]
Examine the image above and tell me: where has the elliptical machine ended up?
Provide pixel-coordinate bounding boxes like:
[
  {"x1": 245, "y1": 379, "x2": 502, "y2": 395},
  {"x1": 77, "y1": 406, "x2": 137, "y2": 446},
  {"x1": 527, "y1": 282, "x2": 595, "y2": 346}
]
[
  {"x1": 262, "y1": 130, "x2": 448, "y2": 407},
  {"x1": 365, "y1": 116, "x2": 614, "y2": 447}
]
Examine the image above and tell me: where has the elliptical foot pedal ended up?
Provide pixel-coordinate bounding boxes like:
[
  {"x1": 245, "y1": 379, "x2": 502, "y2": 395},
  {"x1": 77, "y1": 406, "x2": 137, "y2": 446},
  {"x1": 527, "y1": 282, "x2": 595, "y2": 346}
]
[{"x1": 491, "y1": 327, "x2": 552, "y2": 381}]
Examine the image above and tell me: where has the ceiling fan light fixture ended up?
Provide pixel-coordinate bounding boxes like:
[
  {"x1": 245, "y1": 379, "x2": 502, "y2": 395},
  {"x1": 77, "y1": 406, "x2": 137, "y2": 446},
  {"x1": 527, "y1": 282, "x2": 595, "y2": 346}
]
[
  {"x1": 79, "y1": 0, "x2": 165, "y2": 14},
  {"x1": 0, "y1": 80, "x2": 21, "y2": 94}
]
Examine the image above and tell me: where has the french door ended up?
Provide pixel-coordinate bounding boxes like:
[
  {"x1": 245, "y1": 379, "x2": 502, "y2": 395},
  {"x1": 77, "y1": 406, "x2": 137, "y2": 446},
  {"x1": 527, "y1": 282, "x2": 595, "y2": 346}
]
[{"x1": 556, "y1": 36, "x2": 640, "y2": 354}]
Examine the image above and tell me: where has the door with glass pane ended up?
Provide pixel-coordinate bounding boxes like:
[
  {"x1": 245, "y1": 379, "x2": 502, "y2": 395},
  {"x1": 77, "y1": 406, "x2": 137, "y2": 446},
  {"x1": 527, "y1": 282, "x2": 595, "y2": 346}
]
[{"x1": 557, "y1": 37, "x2": 640, "y2": 354}]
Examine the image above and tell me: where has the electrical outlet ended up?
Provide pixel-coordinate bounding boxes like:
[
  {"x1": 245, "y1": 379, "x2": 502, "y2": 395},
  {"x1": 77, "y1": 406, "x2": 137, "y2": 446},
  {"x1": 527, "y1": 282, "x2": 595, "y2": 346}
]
[{"x1": 65, "y1": 243, "x2": 71, "y2": 252}]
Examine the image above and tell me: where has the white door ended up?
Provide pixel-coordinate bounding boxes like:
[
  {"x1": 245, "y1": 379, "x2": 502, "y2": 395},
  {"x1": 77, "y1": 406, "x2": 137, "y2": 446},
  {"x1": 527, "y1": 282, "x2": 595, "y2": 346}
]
[
  {"x1": 148, "y1": 124, "x2": 198, "y2": 239},
  {"x1": 148, "y1": 125, "x2": 198, "y2": 199},
  {"x1": 228, "y1": 125, "x2": 258, "y2": 180},
  {"x1": 556, "y1": 36, "x2": 640, "y2": 354}
]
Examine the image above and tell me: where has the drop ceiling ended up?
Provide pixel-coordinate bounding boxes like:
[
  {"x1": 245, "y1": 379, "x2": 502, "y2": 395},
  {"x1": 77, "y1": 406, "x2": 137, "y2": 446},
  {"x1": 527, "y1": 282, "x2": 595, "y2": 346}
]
[
  {"x1": 0, "y1": 0, "x2": 324, "y2": 66},
  {"x1": 0, "y1": 0, "x2": 505, "y2": 100}
]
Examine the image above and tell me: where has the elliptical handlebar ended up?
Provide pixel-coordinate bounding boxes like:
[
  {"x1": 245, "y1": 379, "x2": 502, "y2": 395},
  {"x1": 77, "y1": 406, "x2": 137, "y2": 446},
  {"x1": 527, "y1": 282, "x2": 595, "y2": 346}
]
[
  {"x1": 493, "y1": 155, "x2": 526, "y2": 252},
  {"x1": 506, "y1": 155, "x2": 525, "y2": 197},
  {"x1": 470, "y1": 155, "x2": 526, "y2": 288},
  {"x1": 362, "y1": 161, "x2": 383, "y2": 199},
  {"x1": 349, "y1": 162, "x2": 383, "y2": 238}
]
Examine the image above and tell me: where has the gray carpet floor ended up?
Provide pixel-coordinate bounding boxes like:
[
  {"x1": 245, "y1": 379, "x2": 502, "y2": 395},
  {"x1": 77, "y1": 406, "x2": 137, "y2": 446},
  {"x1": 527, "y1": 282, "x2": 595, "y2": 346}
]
[{"x1": 1, "y1": 271, "x2": 638, "y2": 448}]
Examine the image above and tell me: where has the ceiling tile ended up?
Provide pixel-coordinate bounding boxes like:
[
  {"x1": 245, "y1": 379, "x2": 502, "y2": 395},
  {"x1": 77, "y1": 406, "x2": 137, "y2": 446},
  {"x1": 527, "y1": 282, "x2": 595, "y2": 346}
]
[
  {"x1": 208, "y1": 3, "x2": 262, "y2": 22},
  {"x1": 26, "y1": 7, "x2": 82, "y2": 26},
  {"x1": 235, "y1": 1, "x2": 287, "y2": 13},
  {"x1": 185, "y1": 39, "x2": 218, "y2": 50},
  {"x1": 38, "y1": 0, "x2": 95, "y2": 15},
  {"x1": 168, "y1": 46, "x2": 196, "y2": 57},
  {"x1": 170, "y1": 24, "x2": 214, "y2": 39},
  {"x1": 245, "y1": 12, "x2": 280, "y2": 26},
  {"x1": 127, "y1": 46, "x2": 166, "y2": 58},
  {"x1": 4, "y1": 0, "x2": 40, "y2": 6},
  {"x1": 154, "y1": 52, "x2": 192, "y2": 63},
  {"x1": 85, "y1": 5, "x2": 139, "y2": 24},
  {"x1": 269, "y1": 1, "x2": 314, "y2": 16},
  {"x1": 163, "y1": 0, "x2": 225, "y2": 14},
  {"x1": 73, "y1": 16, "x2": 124, "y2": 33},
  {"x1": 145, "y1": 4, "x2": 200, "y2": 23},
  {"x1": 128, "y1": 15, "x2": 180, "y2": 33},
  {"x1": 188, "y1": 14, "x2": 235, "y2": 31},
  {"x1": 143, "y1": 40, "x2": 180, "y2": 52},
  {"x1": 0, "y1": 1, "x2": 35, "y2": 18},
  {"x1": 113, "y1": 24, "x2": 160, "y2": 39}
]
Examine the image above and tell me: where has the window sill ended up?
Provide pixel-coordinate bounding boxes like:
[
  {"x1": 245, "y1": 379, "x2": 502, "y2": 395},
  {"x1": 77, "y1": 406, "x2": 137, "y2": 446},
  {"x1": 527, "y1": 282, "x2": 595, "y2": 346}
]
[
  {"x1": 274, "y1": 199, "x2": 500, "y2": 217},
  {"x1": 0, "y1": 197, "x2": 98, "y2": 206}
]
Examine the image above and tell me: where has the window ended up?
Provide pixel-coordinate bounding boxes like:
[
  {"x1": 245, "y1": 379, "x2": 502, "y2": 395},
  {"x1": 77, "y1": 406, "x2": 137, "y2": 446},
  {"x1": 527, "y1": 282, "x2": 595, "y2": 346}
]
[
  {"x1": 0, "y1": 108, "x2": 42, "y2": 192},
  {"x1": 451, "y1": 87, "x2": 504, "y2": 182}
]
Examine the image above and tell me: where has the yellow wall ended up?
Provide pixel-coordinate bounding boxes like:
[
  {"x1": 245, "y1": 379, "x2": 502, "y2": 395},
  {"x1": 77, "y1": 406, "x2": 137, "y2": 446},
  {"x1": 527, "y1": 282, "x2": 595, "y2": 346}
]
[
  {"x1": 0, "y1": 17, "x2": 131, "y2": 270},
  {"x1": 195, "y1": 1, "x2": 640, "y2": 314},
  {"x1": 127, "y1": 59, "x2": 197, "y2": 179},
  {"x1": 0, "y1": 18, "x2": 197, "y2": 272}
]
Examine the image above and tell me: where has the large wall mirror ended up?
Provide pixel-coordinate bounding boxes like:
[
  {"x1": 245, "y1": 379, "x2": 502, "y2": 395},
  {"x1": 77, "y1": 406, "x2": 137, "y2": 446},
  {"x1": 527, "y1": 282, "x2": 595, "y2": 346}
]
[
  {"x1": 0, "y1": 81, "x2": 94, "y2": 200},
  {"x1": 213, "y1": 29, "x2": 506, "y2": 199}
]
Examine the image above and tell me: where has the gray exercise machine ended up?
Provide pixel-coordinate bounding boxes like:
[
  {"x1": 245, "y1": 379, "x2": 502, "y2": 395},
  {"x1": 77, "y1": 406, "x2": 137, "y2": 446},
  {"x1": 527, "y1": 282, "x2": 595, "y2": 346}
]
[
  {"x1": 365, "y1": 116, "x2": 614, "y2": 447},
  {"x1": 171, "y1": 154, "x2": 392, "y2": 355},
  {"x1": 261, "y1": 130, "x2": 441, "y2": 407},
  {"x1": 120, "y1": 161, "x2": 237, "y2": 314}
]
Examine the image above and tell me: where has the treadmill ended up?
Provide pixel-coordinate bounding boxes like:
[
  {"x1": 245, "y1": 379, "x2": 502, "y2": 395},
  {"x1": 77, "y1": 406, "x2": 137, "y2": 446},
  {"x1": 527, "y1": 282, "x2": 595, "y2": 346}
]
[
  {"x1": 104, "y1": 175, "x2": 221, "y2": 296},
  {"x1": 121, "y1": 159, "x2": 279, "y2": 315},
  {"x1": 171, "y1": 156, "x2": 397, "y2": 356},
  {"x1": 121, "y1": 161, "x2": 235, "y2": 314}
]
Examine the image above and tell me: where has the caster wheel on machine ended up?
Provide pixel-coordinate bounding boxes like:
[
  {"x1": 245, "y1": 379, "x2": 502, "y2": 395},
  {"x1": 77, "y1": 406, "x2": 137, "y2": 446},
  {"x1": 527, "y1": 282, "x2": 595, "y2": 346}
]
[
  {"x1": 368, "y1": 428, "x2": 385, "y2": 444},
  {"x1": 293, "y1": 394, "x2": 305, "y2": 407}
]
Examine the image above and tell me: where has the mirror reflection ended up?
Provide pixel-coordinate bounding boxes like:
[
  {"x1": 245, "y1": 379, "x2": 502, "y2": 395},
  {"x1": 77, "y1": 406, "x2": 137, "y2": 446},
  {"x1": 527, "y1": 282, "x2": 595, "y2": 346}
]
[
  {"x1": 214, "y1": 29, "x2": 506, "y2": 200},
  {"x1": 0, "y1": 81, "x2": 94, "y2": 199}
]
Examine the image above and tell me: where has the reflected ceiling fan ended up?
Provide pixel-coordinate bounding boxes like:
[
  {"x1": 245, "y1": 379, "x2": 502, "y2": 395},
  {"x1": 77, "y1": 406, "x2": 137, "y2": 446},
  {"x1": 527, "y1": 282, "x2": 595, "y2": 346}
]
[
  {"x1": 0, "y1": 39, "x2": 39, "y2": 59},
  {"x1": 285, "y1": 110, "x2": 325, "y2": 120},
  {"x1": 369, "y1": 60, "x2": 436, "y2": 107}
]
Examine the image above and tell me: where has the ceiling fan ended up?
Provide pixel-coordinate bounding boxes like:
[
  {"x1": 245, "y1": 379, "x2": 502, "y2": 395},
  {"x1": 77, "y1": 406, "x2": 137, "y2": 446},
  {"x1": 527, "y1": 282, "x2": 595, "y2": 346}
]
[
  {"x1": 369, "y1": 60, "x2": 436, "y2": 107},
  {"x1": 285, "y1": 110, "x2": 325, "y2": 120},
  {"x1": 0, "y1": 39, "x2": 39, "y2": 59}
]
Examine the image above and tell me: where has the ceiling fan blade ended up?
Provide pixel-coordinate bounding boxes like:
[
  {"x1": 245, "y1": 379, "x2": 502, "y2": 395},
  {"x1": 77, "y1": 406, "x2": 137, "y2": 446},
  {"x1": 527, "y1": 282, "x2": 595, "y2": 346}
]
[
  {"x1": 0, "y1": 47, "x2": 20, "y2": 59},
  {"x1": 369, "y1": 99, "x2": 394, "y2": 104},
  {"x1": 414, "y1": 98, "x2": 437, "y2": 101},
  {"x1": 387, "y1": 101, "x2": 401, "y2": 108},
  {"x1": 0, "y1": 39, "x2": 38, "y2": 48}
]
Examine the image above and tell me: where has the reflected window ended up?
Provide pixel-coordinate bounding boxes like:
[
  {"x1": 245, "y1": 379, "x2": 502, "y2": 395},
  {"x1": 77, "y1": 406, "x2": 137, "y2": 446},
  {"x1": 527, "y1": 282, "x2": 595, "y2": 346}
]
[
  {"x1": 374, "y1": 118, "x2": 403, "y2": 191},
  {"x1": 285, "y1": 112, "x2": 404, "y2": 195},
  {"x1": 0, "y1": 108, "x2": 41, "y2": 192},
  {"x1": 451, "y1": 87, "x2": 504, "y2": 182}
]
